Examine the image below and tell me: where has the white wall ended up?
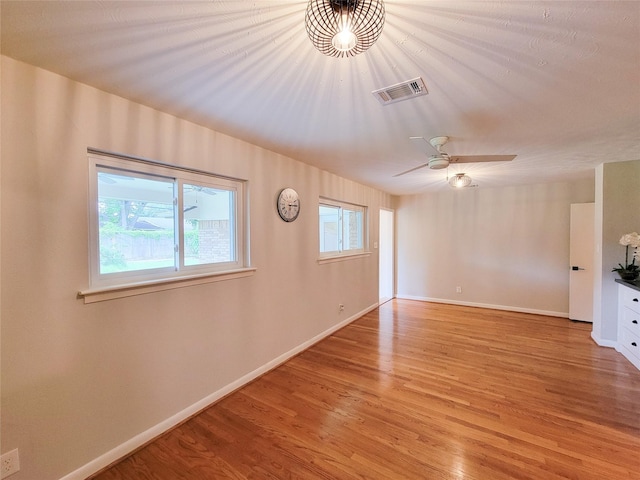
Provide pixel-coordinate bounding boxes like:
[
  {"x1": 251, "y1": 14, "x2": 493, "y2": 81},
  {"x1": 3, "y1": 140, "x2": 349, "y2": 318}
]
[
  {"x1": 396, "y1": 180, "x2": 595, "y2": 315},
  {"x1": 0, "y1": 56, "x2": 392, "y2": 480},
  {"x1": 592, "y1": 160, "x2": 640, "y2": 344}
]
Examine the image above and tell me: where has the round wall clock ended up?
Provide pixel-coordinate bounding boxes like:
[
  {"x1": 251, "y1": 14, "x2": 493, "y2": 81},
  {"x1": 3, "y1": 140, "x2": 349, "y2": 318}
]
[{"x1": 277, "y1": 188, "x2": 300, "y2": 222}]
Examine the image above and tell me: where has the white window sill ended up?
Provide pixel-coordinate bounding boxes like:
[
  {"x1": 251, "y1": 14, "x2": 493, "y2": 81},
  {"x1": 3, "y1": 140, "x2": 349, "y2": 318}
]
[
  {"x1": 317, "y1": 252, "x2": 371, "y2": 264},
  {"x1": 78, "y1": 267, "x2": 257, "y2": 304}
]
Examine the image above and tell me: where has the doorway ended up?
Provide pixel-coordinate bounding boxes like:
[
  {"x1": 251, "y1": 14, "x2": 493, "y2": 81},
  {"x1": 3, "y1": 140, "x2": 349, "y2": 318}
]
[{"x1": 379, "y1": 209, "x2": 394, "y2": 304}]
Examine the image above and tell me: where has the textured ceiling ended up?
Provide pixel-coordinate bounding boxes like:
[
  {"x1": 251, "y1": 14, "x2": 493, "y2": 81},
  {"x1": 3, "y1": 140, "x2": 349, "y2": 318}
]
[{"x1": 1, "y1": 1, "x2": 639, "y2": 194}]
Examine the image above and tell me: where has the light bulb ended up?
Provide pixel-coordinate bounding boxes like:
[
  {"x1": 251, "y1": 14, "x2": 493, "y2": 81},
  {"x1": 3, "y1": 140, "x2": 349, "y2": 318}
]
[{"x1": 332, "y1": 28, "x2": 357, "y2": 51}]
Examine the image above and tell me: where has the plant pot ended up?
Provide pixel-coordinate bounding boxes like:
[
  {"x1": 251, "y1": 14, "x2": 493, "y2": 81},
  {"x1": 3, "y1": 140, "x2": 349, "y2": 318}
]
[{"x1": 618, "y1": 270, "x2": 640, "y2": 281}]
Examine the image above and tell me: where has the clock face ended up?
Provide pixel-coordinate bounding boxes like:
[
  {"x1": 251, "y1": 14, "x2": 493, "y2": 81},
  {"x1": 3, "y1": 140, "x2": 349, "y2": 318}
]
[{"x1": 277, "y1": 188, "x2": 300, "y2": 222}]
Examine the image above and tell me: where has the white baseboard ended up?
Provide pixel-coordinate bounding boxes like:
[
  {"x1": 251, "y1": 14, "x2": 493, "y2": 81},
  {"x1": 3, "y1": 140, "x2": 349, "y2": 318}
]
[
  {"x1": 591, "y1": 331, "x2": 618, "y2": 349},
  {"x1": 395, "y1": 294, "x2": 568, "y2": 318},
  {"x1": 58, "y1": 303, "x2": 379, "y2": 480}
]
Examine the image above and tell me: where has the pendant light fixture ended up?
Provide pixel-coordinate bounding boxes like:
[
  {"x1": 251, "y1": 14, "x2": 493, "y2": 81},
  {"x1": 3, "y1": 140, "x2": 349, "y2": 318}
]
[
  {"x1": 449, "y1": 173, "x2": 473, "y2": 188},
  {"x1": 305, "y1": 0, "x2": 385, "y2": 58}
]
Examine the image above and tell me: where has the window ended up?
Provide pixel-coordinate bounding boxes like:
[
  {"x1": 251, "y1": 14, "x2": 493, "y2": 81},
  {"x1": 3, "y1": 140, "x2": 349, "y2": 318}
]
[
  {"x1": 319, "y1": 198, "x2": 367, "y2": 257},
  {"x1": 88, "y1": 152, "x2": 247, "y2": 289}
]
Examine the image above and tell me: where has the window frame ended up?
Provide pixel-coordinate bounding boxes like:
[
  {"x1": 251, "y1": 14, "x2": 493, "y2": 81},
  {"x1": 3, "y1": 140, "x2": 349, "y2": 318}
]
[
  {"x1": 318, "y1": 197, "x2": 368, "y2": 260},
  {"x1": 85, "y1": 151, "x2": 250, "y2": 295}
]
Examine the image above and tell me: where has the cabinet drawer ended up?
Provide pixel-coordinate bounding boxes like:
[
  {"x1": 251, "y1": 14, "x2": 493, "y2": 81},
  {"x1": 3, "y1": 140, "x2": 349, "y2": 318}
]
[
  {"x1": 621, "y1": 306, "x2": 640, "y2": 335},
  {"x1": 620, "y1": 327, "x2": 640, "y2": 362},
  {"x1": 620, "y1": 286, "x2": 640, "y2": 313}
]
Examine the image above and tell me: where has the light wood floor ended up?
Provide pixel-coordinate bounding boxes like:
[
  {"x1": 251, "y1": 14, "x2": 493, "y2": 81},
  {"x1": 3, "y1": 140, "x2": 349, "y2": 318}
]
[{"x1": 91, "y1": 300, "x2": 640, "y2": 479}]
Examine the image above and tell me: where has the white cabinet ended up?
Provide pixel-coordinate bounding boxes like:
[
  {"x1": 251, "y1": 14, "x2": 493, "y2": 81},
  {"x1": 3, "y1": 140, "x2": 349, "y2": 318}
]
[{"x1": 617, "y1": 281, "x2": 640, "y2": 370}]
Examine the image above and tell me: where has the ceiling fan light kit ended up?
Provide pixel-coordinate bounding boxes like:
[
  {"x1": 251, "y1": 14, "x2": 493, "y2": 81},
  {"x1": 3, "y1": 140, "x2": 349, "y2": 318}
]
[
  {"x1": 305, "y1": 0, "x2": 385, "y2": 58},
  {"x1": 449, "y1": 173, "x2": 473, "y2": 188}
]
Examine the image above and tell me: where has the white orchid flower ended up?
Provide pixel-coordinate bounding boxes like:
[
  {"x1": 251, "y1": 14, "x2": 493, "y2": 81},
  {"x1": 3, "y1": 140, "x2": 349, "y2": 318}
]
[{"x1": 620, "y1": 232, "x2": 640, "y2": 247}]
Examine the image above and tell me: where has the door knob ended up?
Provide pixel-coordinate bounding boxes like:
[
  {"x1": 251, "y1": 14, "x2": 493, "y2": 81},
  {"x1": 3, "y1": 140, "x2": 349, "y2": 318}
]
[{"x1": 571, "y1": 266, "x2": 585, "y2": 271}]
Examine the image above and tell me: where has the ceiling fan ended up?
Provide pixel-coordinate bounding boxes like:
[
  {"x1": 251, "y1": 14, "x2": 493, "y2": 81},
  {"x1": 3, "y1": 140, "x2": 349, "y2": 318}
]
[{"x1": 393, "y1": 136, "x2": 516, "y2": 177}]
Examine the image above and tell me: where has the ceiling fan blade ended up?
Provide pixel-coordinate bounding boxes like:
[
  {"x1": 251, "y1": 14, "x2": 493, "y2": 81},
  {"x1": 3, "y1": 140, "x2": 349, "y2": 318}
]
[
  {"x1": 409, "y1": 136, "x2": 432, "y2": 153},
  {"x1": 449, "y1": 155, "x2": 516, "y2": 164},
  {"x1": 393, "y1": 163, "x2": 430, "y2": 177}
]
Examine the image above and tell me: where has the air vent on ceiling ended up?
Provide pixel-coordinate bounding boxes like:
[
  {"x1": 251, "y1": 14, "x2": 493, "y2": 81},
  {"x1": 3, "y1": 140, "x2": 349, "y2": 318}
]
[{"x1": 372, "y1": 77, "x2": 428, "y2": 105}]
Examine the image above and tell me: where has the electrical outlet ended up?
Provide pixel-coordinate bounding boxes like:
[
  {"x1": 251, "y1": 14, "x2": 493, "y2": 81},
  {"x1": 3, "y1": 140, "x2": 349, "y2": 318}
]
[
  {"x1": 1, "y1": 449, "x2": 20, "y2": 479},
  {"x1": 339, "y1": 304, "x2": 345, "y2": 312},
  {"x1": 456, "y1": 286, "x2": 462, "y2": 294}
]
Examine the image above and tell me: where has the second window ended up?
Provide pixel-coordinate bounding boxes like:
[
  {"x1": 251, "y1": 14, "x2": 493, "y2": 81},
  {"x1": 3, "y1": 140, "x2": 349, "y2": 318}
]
[{"x1": 319, "y1": 198, "x2": 366, "y2": 257}]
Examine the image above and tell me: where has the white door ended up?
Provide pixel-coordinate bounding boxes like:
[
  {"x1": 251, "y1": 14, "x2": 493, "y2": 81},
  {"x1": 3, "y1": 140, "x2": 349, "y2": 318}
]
[
  {"x1": 569, "y1": 203, "x2": 595, "y2": 322},
  {"x1": 379, "y1": 209, "x2": 394, "y2": 304}
]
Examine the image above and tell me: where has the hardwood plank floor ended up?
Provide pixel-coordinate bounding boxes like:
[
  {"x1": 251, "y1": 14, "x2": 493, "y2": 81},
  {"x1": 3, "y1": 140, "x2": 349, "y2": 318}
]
[{"x1": 91, "y1": 300, "x2": 640, "y2": 479}]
